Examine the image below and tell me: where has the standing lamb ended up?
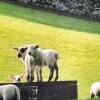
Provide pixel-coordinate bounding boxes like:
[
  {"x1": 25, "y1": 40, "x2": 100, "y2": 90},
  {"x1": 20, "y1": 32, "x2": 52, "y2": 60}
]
[
  {"x1": 14, "y1": 45, "x2": 59, "y2": 82},
  {"x1": 26, "y1": 44, "x2": 59, "y2": 82},
  {"x1": 0, "y1": 84, "x2": 20, "y2": 100},
  {"x1": 14, "y1": 46, "x2": 29, "y2": 82},
  {"x1": 90, "y1": 82, "x2": 100, "y2": 98}
]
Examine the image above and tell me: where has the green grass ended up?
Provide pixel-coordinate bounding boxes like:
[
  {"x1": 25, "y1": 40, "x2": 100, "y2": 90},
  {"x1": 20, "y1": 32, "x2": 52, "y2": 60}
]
[
  {"x1": 0, "y1": 1, "x2": 100, "y2": 100},
  {"x1": 0, "y1": 1, "x2": 100, "y2": 34}
]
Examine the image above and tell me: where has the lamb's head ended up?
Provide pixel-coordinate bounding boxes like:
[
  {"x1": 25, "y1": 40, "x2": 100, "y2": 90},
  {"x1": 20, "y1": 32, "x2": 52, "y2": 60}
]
[
  {"x1": 10, "y1": 75, "x2": 23, "y2": 83},
  {"x1": 26, "y1": 44, "x2": 39, "y2": 57},
  {"x1": 14, "y1": 46, "x2": 27, "y2": 59}
]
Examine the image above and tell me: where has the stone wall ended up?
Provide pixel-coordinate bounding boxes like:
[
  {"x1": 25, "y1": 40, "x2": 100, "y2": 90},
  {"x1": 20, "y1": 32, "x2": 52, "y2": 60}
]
[
  {"x1": 2, "y1": 0, "x2": 100, "y2": 20},
  {"x1": 30, "y1": 0, "x2": 100, "y2": 19}
]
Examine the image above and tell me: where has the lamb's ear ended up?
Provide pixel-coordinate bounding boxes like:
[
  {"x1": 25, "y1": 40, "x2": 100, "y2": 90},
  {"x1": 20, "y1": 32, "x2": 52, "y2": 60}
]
[
  {"x1": 24, "y1": 47, "x2": 27, "y2": 50},
  {"x1": 10, "y1": 76, "x2": 16, "y2": 80},
  {"x1": 34, "y1": 45, "x2": 39, "y2": 49},
  {"x1": 13, "y1": 48, "x2": 18, "y2": 51},
  {"x1": 25, "y1": 45, "x2": 29, "y2": 49}
]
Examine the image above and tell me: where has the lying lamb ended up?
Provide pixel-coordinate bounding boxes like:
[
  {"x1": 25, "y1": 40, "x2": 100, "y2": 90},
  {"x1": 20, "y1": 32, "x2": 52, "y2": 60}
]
[
  {"x1": 0, "y1": 84, "x2": 20, "y2": 100},
  {"x1": 26, "y1": 44, "x2": 59, "y2": 82},
  {"x1": 90, "y1": 82, "x2": 100, "y2": 98},
  {"x1": 10, "y1": 75, "x2": 23, "y2": 83}
]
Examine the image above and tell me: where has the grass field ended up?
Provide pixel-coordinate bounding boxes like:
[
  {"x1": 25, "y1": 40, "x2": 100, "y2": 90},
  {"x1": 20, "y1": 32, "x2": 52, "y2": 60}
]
[{"x1": 0, "y1": 1, "x2": 100, "y2": 99}]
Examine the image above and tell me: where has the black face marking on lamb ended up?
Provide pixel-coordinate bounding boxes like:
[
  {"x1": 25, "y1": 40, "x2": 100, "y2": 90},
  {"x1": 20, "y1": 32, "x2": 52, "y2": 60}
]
[
  {"x1": 17, "y1": 47, "x2": 27, "y2": 58},
  {"x1": 20, "y1": 48, "x2": 26, "y2": 53},
  {"x1": 18, "y1": 53, "x2": 22, "y2": 57},
  {"x1": 33, "y1": 45, "x2": 39, "y2": 49},
  {"x1": 17, "y1": 77, "x2": 20, "y2": 82}
]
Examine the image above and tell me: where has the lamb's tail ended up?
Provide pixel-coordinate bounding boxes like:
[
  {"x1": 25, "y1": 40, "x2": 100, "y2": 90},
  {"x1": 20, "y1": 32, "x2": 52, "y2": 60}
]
[{"x1": 55, "y1": 52, "x2": 59, "y2": 60}]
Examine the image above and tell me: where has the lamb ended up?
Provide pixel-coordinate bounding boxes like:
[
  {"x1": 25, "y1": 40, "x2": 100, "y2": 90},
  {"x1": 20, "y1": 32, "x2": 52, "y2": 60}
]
[
  {"x1": 26, "y1": 44, "x2": 59, "y2": 82},
  {"x1": 14, "y1": 44, "x2": 59, "y2": 82},
  {"x1": 14, "y1": 46, "x2": 29, "y2": 82},
  {"x1": 90, "y1": 82, "x2": 100, "y2": 98},
  {"x1": 10, "y1": 75, "x2": 23, "y2": 83},
  {"x1": 0, "y1": 84, "x2": 20, "y2": 100}
]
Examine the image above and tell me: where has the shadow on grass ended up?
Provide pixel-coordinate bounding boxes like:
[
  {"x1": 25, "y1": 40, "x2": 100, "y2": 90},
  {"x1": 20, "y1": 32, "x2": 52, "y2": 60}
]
[{"x1": 0, "y1": 1, "x2": 100, "y2": 34}]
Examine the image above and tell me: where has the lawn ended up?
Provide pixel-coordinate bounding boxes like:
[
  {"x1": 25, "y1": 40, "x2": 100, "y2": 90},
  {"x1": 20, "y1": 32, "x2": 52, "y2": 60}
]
[{"x1": 0, "y1": 1, "x2": 100, "y2": 99}]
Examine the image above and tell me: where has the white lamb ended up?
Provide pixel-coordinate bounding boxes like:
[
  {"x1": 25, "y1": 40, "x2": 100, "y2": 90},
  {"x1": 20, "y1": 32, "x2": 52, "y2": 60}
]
[
  {"x1": 10, "y1": 75, "x2": 23, "y2": 83},
  {"x1": 25, "y1": 44, "x2": 59, "y2": 82},
  {"x1": 0, "y1": 84, "x2": 20, "y2": 100},
  {"x1": 14, "y1": 44, "x2": 59, "y2": 82},
  {"x1": 90, "y1": 82, "x2": 100, "y2": 98},
  {"x1": 14, "y1": 46, "x2": 30, "y2": 82}
]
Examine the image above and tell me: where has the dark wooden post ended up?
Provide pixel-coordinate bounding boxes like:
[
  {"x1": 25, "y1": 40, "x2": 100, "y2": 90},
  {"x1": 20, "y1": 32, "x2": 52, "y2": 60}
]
[{"x1": 0, "y1": 81, "x2": 78, "y2": 100}]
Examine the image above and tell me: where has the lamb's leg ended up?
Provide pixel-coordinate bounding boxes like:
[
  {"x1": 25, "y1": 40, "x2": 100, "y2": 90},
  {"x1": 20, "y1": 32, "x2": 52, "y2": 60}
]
[
  {"x1": 90, "y1": 92, "x2": 95, "y2": 98},
  {"x1": 26, "y1": 67, "x2": 30, "y2": 82},
  {"x1": 48, "y1": 65, "x2": 54, "y2": 82},
  {"x1": 39, "y1": 66, "x2": 43, "y2": 82},
  {"x1": 26, "y1": 75, "x2": 30, "y2": 82},
  {"x1": 30, "y1": 66, "x2": 35, "y2": 82},
  {"x1": 54, "y1": 63, "x2": 58, "y2": 81},
  {"x1": 36, "y1": 67, "x2": 39, "y2": 82}
]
